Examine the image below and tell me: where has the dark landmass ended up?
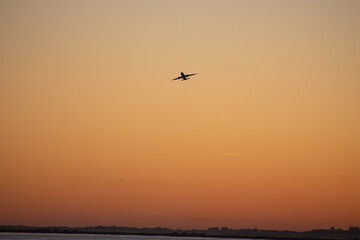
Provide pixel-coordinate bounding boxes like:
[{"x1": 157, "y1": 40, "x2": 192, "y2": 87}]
[{"x1": 1, "y1": 225, "x2": 359, "y2": 240}]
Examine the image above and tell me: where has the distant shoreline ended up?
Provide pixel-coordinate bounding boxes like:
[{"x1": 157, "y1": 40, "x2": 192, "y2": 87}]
[
  {"x1": 1, "y1": 228, "x2": 356, "y2": 240},
  {"x1": 0, "y1": 230, "x2": 318, "y2": 240},
  {"x1": 1, "y1": 231, "x2": 272, "y2": 239},
  {"x1": 1, "y1": 225, "x2": 359, "y2": 240}
]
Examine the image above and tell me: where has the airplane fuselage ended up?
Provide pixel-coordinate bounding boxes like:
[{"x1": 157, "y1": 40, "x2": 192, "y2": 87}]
[{"x1": 180, "y1": 72, "x2": 187, "y2": 80}]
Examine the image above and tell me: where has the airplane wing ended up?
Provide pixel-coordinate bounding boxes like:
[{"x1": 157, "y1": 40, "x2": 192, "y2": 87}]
[
  {"x1": 172, "y1": 76, "x2": 182, "y2": 80},
  {"x1": 185, "y1": 73, "x2": 196, "y2": 77}
]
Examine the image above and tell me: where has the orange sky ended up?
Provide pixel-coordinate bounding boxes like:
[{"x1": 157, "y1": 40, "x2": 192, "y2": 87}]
[{"x1": 0, "y1": 0, "x2": 359, "y2": 231}]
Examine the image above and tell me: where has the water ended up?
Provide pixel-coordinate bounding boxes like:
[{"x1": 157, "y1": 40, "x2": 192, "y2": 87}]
[{"x1": 0, "y1": 233, "x2": 261, "y2": 240}]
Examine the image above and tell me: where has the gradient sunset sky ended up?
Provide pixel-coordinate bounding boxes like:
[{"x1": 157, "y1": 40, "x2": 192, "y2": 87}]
[{"x1": 1, "y1": 0, "x2": 359, "y2": 231}]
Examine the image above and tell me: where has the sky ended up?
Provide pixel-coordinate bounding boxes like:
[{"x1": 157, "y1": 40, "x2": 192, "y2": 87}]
[{"x1": 0, "y1": 0, "x2": 359, "y2": 231}]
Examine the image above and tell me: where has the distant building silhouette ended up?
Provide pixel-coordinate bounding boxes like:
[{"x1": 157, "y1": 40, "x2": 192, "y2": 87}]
[{"x1": 207, "y1": 227, "x2": 219, "y2": 231}]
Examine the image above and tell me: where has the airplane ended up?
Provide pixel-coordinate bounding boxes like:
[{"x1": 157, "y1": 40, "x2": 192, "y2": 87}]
[{"x1": 172, "y1": 72, "x2": 197, "y2": 81}]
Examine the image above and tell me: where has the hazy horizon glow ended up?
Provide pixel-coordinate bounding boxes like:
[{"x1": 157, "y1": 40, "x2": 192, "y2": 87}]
[{"x1": 1, "y1": 0, "x2": 359, "y2": 231}]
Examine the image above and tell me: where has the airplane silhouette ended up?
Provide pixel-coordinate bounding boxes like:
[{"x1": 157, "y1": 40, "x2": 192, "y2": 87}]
[{"x1": 172, "y1": 72, "x2": 197, "y2": 81}]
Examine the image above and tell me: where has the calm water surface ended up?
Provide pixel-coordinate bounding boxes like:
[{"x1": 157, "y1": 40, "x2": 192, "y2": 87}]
[{"x1": 0, "y1": 233, "x2": 264, "y2": 240}]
